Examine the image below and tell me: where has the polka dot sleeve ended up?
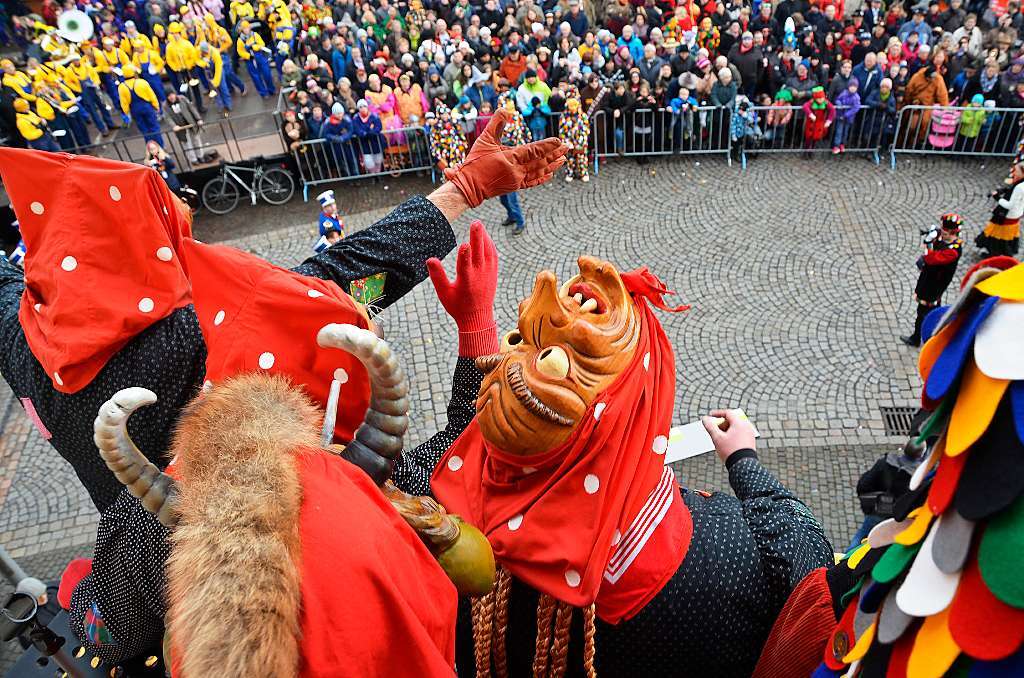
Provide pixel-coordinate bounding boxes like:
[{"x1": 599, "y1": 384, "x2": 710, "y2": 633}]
[
  {"x1": 391, "y1": 357, "x2": 483, "y2": 497},
  {"x1": 291, "y1": 195, "x2": 457, "y2": 311},
  {"x1": 728, "y1": 456, "x2": 834, "y2": 597},
  {"x1": 68, "y1": 490, "x2": 171, "y2": 665}
]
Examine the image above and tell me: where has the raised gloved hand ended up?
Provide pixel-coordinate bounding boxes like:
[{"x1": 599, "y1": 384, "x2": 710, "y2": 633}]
[
  {"x1": 444, "y1": 108, "x2": 567, "y2": 207},
  {"x1": 426, "y1": 220, "x2": 499, "y2": 357}
]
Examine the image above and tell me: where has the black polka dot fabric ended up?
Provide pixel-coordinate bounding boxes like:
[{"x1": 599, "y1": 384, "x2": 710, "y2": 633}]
[
  {"x1": 454, "y1": 456, "x2": 834, "y2": 677},
  {"x1": 392, "y1": 357, "x2": 483, "y2": 496}
]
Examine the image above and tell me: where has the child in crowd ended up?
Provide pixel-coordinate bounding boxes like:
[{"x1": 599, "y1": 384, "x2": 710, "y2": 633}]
[
  {"x1": 802, "y1": 86, "x2": 835, "y2": 154},
  {"x1": 832, "y1": 76, "x2": 861, "y2": 154},
  {"x1": 452, "y1": 95, "x2": 478, "y2": 140},
  {"x1": 765, "y1": 88, "x2": 794, "y2": 143},
  {"x1": 730, "y1": 96, "x2": 763, "y2": 160}
]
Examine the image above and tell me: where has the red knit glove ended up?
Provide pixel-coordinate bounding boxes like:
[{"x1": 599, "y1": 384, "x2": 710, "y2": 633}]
[
  {"x1": 426, "y1": 220, "x2": 499, "y2": 357},
  {"x1": 57, "y1": 558, "x2": 93, "y2": 609},
  {"x1": 444, "y1": 108, "x2": 568, "y2": 207}
]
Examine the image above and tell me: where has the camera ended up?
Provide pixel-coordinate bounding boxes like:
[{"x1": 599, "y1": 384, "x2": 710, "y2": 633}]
[{"x1": 920, "y1": 224, "x2": 939, "y2": 244}]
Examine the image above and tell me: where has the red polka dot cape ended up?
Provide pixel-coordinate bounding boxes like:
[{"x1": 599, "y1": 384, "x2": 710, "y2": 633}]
[
  {"x1": 433, "y1": 269, "x2": 694, "y2": 623},
  {"x1": 1, "y1": 149, "x2": 371, "y2": 443}
]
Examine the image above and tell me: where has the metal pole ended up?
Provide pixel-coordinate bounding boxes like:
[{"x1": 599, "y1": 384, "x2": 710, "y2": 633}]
[{"x1": 0, "y1": 545, "x2": 28, "y2": 585}]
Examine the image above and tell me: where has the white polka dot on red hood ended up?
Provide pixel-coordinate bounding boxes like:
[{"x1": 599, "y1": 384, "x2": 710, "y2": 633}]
[
  {"x1": 156, "y1": 247, "x2": 173, "y2": 261},
  {"x1": 258, "y1": 352, "x2": 275, "y2": 369},
  {"x1": 109, "y1": 185, "x2": 122, "y2": 201},
  {"x1": 30, "y1": 202, "x2": 44, "y2": 215},
  {"x1": 138, "y1": 297, "x2": 155, "y2": 313},
  {"x1": 60, "y1": 256, "x2": 77, "y2": 272}
]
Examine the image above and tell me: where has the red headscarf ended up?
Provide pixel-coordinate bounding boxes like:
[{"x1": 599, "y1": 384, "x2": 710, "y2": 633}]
[
  {"x1": 433, "y1": 272, "x2": 692, "y2": 622},
  {"x1": 0, "y1": 149, "x2": 370, "y2": 442}
]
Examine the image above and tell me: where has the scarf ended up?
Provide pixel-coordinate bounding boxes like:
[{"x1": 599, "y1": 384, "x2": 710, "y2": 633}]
[
  {"x1": 980, "y1": 69, "x2": 999, "y2": 92},
  {"x1": 0, "y1": 149, "x2": 372, "y2": 443},
  {"x1": 433, "y1": 270, "x2": 692, "y2": 623}
]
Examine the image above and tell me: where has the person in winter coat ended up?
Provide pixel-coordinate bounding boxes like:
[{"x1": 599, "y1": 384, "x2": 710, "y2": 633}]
[
  {"x1": 764, "y1": 87, "x2": 795, "y2": 143},
  {"x1": 394, "y1": 72, "x2": 429, "y2": 125},
  {"x1": 801, "y1": 86, "x2": 835, "y2": 151},
  {"x1": 785, "y1": 60, "x2": 818, "y2": 104},
  {"x1": 710, "y1": 68, "x2": 738, "y2": 107},
  {"x1": 558, "y1": 86, "x2": 590, "y2": 182},
  {"x1": 425, "y1": 66, "x2": 451, "y2": 107},
  {"x1": 280, "y1": 108, "x2": 307, "y2": 152},
  {"x1": 452, "y1": 95, "x2": 479, "y2": 139},
  {"x1": 900, "y1": 63, "x2": 949, "y2": 145},
  {"x1": 956, "y1": 93, "x2": 987, "y2": 151},
  {"x1": 321, "y1": 102, "x2": 358, "y2": 175},
  {"x1": 352, "y1": 98, "x2": 385, "y2": 174},
  {"x1": 864, "y1": 77, "x2": 898, "y2": 149},
  {"x1": 727, "y1": 32, "x2": 764, "y2": 98},
  {"x1": 832, "y1": 76, "x2": 861, "y2": 153}
]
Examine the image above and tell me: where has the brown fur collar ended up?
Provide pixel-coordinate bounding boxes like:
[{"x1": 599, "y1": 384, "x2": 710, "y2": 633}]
[{"x1": 165, "y1": 374, "x2": 321, "y2": 678}]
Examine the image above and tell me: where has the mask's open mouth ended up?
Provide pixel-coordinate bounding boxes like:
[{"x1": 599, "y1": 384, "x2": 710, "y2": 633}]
[
  {"x1": 558, "y1": 276, "x2": 607, "y2": 314},
  {"x1": 506, "y1": 361, "x2": 574, "y2": 426}
]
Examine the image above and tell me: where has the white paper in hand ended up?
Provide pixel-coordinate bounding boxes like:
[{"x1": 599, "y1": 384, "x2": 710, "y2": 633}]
[{"x1": 663, "y1": 409, "x2": 759, "y2": 464}]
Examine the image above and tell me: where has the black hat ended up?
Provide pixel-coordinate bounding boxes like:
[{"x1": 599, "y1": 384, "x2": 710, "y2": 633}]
[
  {"x1": 525, "y1": 68, "x2": 538, "y2": 78},
  {"x1": 678, "y1": 43, "x2": 690, "y2": 52}
]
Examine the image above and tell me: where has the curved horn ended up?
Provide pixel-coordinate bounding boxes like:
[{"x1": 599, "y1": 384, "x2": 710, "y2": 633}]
[
  {"x1": 317, "y1": 324, "x2": 410, "y2": 485},
  {"x1": 93, "y1": 388, "x2": 179, "y2": 527}
]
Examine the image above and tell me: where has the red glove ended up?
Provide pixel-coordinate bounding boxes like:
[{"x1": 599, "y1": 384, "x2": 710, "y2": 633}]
[
  {"x1": 426, "y1": 220, "x2": 499, "y2": 357},
  {"x1": 445, "y1": 108, "x2": 568, "y2": 207},
  {"x1": 57, "y1": 558, "x2": 93, "y2": 609}
]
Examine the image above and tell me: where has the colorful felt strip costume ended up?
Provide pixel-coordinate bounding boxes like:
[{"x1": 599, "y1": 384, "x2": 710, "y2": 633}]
[{"x1": 755, "y1": 258, "x2": 1024, "y2": 678}]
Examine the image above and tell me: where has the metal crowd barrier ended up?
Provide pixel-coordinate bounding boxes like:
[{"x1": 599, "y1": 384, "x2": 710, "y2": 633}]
[
  {"x1": 733, "y1": 104, "x2": 893, "y2": 168},
  {"x1": 890, "y1": 104, "x2": 1024, "y2": 168},
  {"x1": 62, "y1": 110, "x2": 287, "y2": 173},
  {"x1": 292, "y1": 125, "x2": 434, "y2": 200},
  {"x1": 590, "y1": 107, "x2": 732, "y2": 165}
]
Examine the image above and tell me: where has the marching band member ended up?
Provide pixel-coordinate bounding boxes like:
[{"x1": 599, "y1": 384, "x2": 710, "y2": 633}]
[
  {"x1": 14, "y1": 98, "x2": 59, "y2": 152},
  {"x1": 236, "y1": 20, "x2": 275, "y2": 98},
  {"x1": 62, "y1": 55, "x2": 115, "y2": 136},
  {"x1": 118, "y1": 63, "x2": 164, "y2": 145}
]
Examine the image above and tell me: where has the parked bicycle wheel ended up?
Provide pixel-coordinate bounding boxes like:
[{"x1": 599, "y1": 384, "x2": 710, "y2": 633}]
[
  {"x1": 258, "y1": 167, "x2": 295, "y2": 205},
  {"x1": 201, "y1": 175, "x2": 240, "y2": 215}
]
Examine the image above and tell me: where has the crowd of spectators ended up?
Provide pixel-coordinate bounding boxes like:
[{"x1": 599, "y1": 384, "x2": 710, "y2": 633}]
[{"x1": 2, "y1": 0, "x2": 1024, "y2": 166}]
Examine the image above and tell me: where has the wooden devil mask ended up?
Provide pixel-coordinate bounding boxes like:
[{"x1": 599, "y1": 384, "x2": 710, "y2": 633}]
[{"x1": 475, "y1": 256, "x2": 641, "y2": 456}]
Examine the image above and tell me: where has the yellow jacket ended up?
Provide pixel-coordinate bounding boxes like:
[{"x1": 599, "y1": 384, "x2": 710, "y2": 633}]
[
  {"x1": 273, "y1": 19, "x2": 296, "y2": 43},
  {"x1": 230, "y1": 1, "x2": 256, "y2": 24},
  {"x1": 236, "y1": 32, "x2": 266, "y2": 60},
  {"x1": 120, "y1": 33, "x2": 154, "y2": 55},
  {"x1": 165, "y1": 35, "x2": 198, "y2": 72},
  {"x1": 61, "y1": 62, "x2": 101, "y2": 93},
  {"x1": 2, "y1": 71, "x2": 35, "y2": 101},
  {"x1": 16, "y1": 110, "x2": 47, "y2": 141},
  {"x1": 32, "y1": 95, "x2": 56, "y2": 122},
  {"x1": 197, "y1": 47, "x2": 224, "y2": 88},
  {"x1": 118, "y1": 76, "x2": 160, "y2": 114},
  {"x1": 97, "y1": 47, "x2": 126, "y2": 74},
  {"x1": 131, "y1": 48, "x2": 165, "y2": 75},
  {"x1": 207, "y1": 23, "x2": 234, "y2": 52},
  {"x1": 36, "y1": 83, "x2": 78, "y2": 115}
]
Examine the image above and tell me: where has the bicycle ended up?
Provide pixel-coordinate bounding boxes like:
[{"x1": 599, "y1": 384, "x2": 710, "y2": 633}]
[{"x1": 201, "y1": 160, "x2": 295, "y2": 215}]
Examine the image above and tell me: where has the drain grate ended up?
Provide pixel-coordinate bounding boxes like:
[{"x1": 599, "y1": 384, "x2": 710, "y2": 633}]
[{"x1": 880, "y1": 406, "x2": 919, "y2": 437}]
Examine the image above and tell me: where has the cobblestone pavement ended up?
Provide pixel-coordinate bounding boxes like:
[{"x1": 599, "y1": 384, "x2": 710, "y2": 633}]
[{"x1": 0, "y1": 154, "x2": 1006, "y2": 668}]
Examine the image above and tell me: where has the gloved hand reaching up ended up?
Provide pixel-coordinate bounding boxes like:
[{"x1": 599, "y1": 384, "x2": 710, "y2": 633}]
[
  {"x1": 427, "y1": 221, "x2": 499, "y2": 357},
  {"x1": 445, "y1": 108, "x2": 568, "y2": 207}
]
